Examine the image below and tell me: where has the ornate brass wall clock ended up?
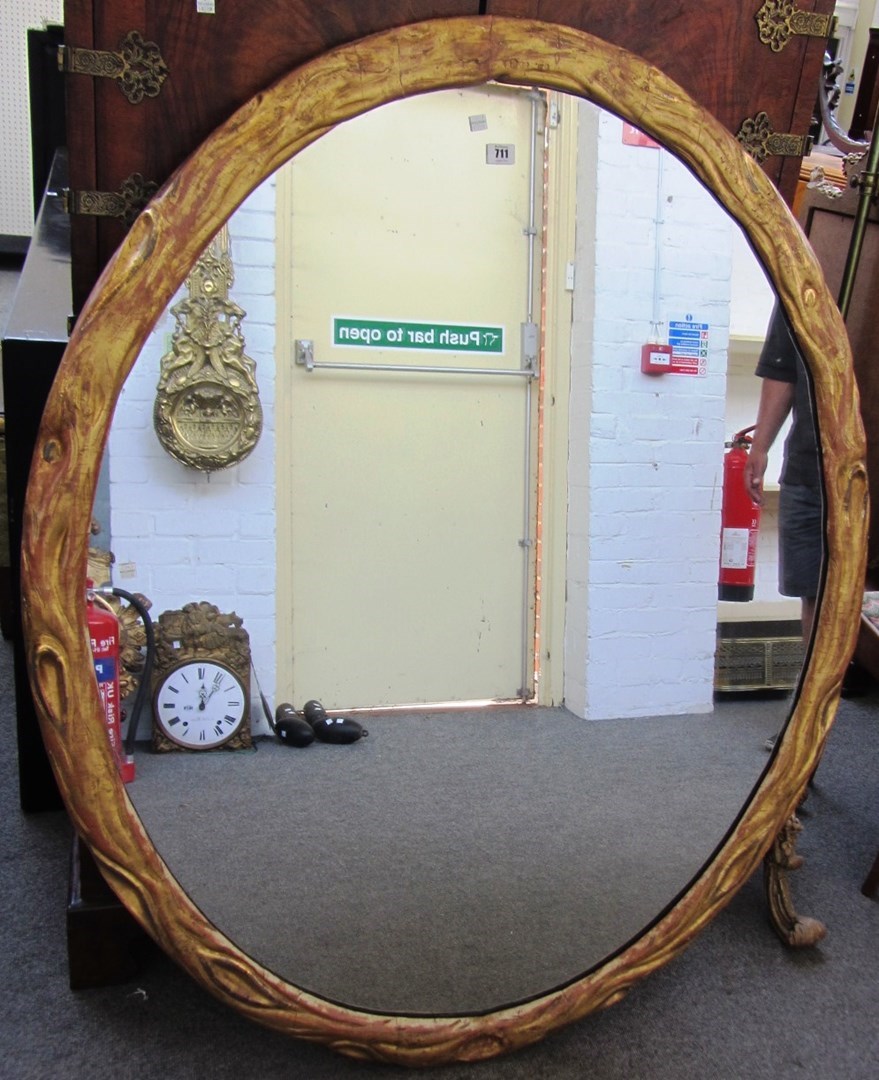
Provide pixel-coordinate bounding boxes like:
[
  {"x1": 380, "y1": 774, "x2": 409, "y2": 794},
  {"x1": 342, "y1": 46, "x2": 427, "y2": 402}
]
[
  {"x1": 153, "y1": 225, "x2": 262, "y2": 471},
  {"x1": 151, "y1": 601, "x2": 253, "y2": 752}
]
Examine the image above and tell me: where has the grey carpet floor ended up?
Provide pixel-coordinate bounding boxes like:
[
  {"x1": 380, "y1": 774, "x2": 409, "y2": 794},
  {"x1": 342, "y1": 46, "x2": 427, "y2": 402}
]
[
  {"x1": 130, "y1": 699, "x2": 784, "y2": 1014},
  {"x1": 2, "y1": 634, "x2": 877, "y2": 1078}
]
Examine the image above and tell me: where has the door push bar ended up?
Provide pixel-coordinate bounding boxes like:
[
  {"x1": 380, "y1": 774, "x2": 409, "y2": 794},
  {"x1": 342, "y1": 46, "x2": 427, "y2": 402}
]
[{"x1": 294, "y1": 324, "x2": 539, "y2": 379}]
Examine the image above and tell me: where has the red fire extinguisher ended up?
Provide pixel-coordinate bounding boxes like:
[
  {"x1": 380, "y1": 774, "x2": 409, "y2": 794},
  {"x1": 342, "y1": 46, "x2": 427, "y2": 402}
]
[
  {"x1": 718, "y1": 426, "x2": 761, "y2": 603},
  {"x1": 86, "y1": 581, "x2": 135, "y2": 783}
]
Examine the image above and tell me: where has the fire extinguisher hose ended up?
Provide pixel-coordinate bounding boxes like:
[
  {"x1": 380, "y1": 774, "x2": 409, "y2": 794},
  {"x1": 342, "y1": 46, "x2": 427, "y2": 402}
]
[{"x1": 102, "y1": 587, "x2": 155, "y2": 758}]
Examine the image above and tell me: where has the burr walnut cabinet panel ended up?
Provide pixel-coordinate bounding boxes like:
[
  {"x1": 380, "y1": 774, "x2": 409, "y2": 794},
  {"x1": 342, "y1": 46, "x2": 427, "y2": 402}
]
[{"x1": 63, "y1": 1, "x2": 833, "y2": 310}]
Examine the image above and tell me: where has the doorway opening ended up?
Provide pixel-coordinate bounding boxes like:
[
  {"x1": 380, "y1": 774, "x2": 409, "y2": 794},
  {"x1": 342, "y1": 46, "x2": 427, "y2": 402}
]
[{"x1": 274, "y1": 85, "x2": 575, "y2": 711}]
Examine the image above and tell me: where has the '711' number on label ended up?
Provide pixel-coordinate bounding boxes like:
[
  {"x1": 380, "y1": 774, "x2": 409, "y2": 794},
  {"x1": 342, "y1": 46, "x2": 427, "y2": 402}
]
[{"x1": 486, "y1": 143, "x2": 515, "y2": 165}]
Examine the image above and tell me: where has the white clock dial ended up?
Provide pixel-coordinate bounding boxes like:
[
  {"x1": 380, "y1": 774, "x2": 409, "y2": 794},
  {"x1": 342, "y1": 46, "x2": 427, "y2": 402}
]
[{"x1": 154, "y1": 660, "x2": 247, "y2": 749}]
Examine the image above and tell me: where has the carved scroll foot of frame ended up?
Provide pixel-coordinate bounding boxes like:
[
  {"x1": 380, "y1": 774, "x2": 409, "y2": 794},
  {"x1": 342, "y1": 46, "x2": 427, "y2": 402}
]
[{"x1": 763, "y1": 814, "x2": 827, "y2": 947}]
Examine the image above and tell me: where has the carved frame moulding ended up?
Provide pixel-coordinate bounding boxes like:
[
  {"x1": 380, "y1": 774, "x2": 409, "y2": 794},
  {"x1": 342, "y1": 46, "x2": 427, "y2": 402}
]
[{"x1": 22, "y1": 17, "x2": 866, "y2": 1067}]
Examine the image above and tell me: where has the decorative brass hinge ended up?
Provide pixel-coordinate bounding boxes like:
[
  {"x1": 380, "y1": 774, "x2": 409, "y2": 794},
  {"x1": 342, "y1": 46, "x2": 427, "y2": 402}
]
[
  {"x1": 58, "y1": 30, "x2": 168, "y2": 103},
  {"x1": 736, "y1": 112, "x2": 813, "y2": 164},
  {"x1": 756, "y1": 1, "x2": 836, "y2": 54},
  {"x1": 61, "y1": 173, "x2": 159, "y2": 227}
]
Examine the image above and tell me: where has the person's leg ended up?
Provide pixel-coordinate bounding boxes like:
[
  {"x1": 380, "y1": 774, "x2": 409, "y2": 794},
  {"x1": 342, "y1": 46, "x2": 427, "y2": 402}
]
[
  {"x1": 765, "y1": 486, "x2": 822, "y2": 750},
  {"x1": 778, "y1": 485, "x2": 823, "y2": 607}
]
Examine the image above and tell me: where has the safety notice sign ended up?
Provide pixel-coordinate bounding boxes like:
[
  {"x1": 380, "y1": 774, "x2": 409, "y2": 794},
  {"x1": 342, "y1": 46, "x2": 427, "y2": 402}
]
[{"x1": 667, "y1": 316, "x2": 710, "y2": 376}]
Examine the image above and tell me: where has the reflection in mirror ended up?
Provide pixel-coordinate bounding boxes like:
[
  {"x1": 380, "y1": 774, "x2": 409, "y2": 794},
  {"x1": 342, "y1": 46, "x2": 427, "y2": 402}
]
[{"x1": 96, "y1": 88, "x2": 822, "y2": 1015}]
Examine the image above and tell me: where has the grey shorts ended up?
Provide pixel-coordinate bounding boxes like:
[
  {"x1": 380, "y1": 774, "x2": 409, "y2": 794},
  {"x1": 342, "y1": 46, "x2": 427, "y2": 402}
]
[{"x1": 778, "y1": 483, "x2": 823, "y2": 599}]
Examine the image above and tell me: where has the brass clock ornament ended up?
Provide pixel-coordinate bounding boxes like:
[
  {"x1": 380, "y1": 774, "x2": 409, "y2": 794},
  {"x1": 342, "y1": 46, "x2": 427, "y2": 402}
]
[
  {"x1": 151, "y1": 601, "x2": 253, "y2": 752},
  {"x1": 153, "y1": 225, "x2": 262, "y2": 471}
]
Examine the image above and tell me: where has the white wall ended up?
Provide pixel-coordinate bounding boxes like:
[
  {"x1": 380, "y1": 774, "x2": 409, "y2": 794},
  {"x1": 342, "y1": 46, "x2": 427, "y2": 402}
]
[
  {"x1": 564, "y1": 104, "x2": 731, "y2": 720},
  {"x1": 0, "y1": 1, "x2": 63, "y2": 237},
  {"x1": 730, "y1": 227, "x2": 775, "y2": 340},
  {"x1": 108, "y1": 181, "x2": 277, "y2": 734}
]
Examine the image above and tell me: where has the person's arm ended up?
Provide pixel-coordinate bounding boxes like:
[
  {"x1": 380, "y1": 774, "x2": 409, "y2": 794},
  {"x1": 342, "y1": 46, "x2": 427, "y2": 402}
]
[{"x1": 743, "y1": 376, "x2": 794, "y2": 506}]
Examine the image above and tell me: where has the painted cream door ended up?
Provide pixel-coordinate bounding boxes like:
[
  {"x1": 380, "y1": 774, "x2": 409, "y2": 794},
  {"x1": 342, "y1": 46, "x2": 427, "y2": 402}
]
[{"x1": 278, "y1": 86, "x2": 541, "y2": 709}]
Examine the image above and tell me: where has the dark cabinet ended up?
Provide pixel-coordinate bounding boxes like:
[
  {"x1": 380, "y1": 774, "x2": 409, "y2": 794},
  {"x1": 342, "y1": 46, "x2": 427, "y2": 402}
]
[
  {"x1": 2, "y1": 151, "x2": 72, "y2": 812},
  {"x1": 62, "y1": 1, "x2": 834, "y2": 311}
]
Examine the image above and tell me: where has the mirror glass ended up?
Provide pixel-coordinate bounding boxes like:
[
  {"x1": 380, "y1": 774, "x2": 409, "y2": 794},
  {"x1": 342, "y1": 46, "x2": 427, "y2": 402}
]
[{"x1": 96, "y1": 88, "x2": 822, "y2": 1015}]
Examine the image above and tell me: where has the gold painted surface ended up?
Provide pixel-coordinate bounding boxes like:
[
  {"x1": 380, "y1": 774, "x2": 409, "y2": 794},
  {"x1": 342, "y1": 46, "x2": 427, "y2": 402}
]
[
  {"x1": 154, "y1": 226, "x2": 262, "y2": 471},
  {"x1": 763, "y1": 814, "x2": 827, "y2": 947},
  {"x1": 112, "y1": 591, "x2": 152, "y2": 702},
  {"x1": 22, "y1": 17, "x2": 867, "y2": 1066}
]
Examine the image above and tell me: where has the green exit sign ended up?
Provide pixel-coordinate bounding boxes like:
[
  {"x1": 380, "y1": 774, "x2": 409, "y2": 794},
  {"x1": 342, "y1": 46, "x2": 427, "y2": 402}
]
[{"x1": 333, "y1": 318, "x2": 504, "y2": 354}]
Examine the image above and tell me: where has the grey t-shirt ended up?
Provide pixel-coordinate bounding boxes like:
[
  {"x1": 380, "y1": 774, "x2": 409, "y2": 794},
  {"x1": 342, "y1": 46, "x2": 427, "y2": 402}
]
[{"x1": 754, "y1": 306, "x2": 820, "y2": 489}]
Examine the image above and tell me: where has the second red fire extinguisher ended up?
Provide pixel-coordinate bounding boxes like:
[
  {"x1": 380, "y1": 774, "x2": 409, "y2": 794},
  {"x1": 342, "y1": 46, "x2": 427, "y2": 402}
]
[
  {"x1": 718, "y1": 426, "x2": 761, "y2": 603},
  {"x1": 86, "y1": 580, "x2": 135, "y2": 783}
]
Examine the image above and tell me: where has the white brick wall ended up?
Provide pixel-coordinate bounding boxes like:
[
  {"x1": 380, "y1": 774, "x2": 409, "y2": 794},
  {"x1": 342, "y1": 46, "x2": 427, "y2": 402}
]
[
  {"x1": 108, "y1": 180, "x2": 277, "y2": 734},
  {"x1": 107, "y1": 104, "x2": 773, "y2": 730},
  {"x1": 565, "y1": 105, "x2": 731, "y2": 720}
]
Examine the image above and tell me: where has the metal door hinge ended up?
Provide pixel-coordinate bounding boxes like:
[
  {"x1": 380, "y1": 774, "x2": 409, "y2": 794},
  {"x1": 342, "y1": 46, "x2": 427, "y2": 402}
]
[
  {"x1": 58, "y1": 30, "x2": 168, "y2": 103},
  {"x1": 61, "y1": 173, "x2": 159, "y2": 227},
  {"x1": 756, "y1": 1, "x2": 836, "y2": 53},
  {"x1": 735, "y1": 112, "x2": 812, "y2": 164}
]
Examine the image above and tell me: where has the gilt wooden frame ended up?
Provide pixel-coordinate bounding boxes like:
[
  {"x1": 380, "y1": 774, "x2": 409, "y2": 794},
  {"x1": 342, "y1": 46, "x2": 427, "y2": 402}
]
[{"x1": 21, "y1": 17, "x2": 866, "y2": 1066}]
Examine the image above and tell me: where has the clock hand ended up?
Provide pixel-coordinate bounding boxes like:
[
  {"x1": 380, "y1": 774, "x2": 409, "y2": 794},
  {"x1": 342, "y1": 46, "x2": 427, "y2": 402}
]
[{"x1": 205, "y1": 672, "x2": 225, "y2": 703}]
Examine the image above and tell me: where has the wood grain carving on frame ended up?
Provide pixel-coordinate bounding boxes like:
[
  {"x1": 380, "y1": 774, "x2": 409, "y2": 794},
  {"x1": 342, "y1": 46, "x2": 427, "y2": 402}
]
[{"x1": 21, "y1": 17, "x2": 866, "y2": 1066}]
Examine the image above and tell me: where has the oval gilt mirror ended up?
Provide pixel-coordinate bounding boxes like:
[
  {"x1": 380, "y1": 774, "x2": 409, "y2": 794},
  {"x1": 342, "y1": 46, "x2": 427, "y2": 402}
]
[
  {"x1": 21, "y1": 17, "x2": 866, "y2": 1066},
  {"x1": 112, "y1": 83, "x2": 818, "y2": 1018}
]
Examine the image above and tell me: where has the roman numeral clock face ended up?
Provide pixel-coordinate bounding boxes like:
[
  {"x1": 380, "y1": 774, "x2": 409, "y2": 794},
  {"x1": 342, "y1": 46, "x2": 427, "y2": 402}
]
[{"x1": 154, "y1": 660, "x2": 247, "y2": 749}]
